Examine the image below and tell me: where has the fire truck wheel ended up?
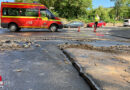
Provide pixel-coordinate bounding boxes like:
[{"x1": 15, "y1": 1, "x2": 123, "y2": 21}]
[
  {"x1": 9, "y1": 24, "x2": 19, "y2": 32},
  {"x1": 49, "y1": 25, "x2": 58, "y2": 32}
]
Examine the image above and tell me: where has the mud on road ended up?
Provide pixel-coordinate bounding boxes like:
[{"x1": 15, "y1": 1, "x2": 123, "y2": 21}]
[{"x1": 61, "y1": 42, "x2": 130, "y2": 90}]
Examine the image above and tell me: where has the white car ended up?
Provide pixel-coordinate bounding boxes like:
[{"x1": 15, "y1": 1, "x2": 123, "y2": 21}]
[{"x1": 124, "y1": 19, "x2": 130, "y2": 26}]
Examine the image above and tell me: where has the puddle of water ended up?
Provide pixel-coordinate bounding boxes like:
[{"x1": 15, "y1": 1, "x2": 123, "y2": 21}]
[{"x1": 0, "y1": 29, "x2": 8, "y2": 34}]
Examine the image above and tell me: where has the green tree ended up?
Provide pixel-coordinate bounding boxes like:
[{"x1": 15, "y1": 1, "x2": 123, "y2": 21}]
[
  {"x1": 46, "y1": 0, "x2": 92, "y2": 18},
  {"x1": 15, "y1": 0, "x2": 92, "y2": 19},
  {"x1": 110, "y1": 0, "x2": 130, "y2": 20},
  {"x1": 15, "y1": 0, "x2": 39, "y2": 3},
  {"x1": 93, "y1": 6, "x2": 110, "y2": 22}
]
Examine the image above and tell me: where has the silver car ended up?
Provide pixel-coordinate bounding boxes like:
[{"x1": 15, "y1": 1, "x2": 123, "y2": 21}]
[{"x1": 124, "y1": 19, "x2": 130, "y2": 26}]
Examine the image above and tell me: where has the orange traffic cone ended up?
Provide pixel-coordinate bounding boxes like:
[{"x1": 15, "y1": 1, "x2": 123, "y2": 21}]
[{"x1": 78, "y1": 26, "x2": 80, "y2": 32}]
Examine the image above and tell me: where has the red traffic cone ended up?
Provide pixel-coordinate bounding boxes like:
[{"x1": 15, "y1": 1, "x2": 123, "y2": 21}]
[
  {"x1": 78, "y1": 26, "x2": 80, "y2": 32},
  {"x1": 94, "y1": 27, "x2": 96, "y2": 32},
  {"x1": 0, "y1": 76, "x2": 4, "y2": 87}
]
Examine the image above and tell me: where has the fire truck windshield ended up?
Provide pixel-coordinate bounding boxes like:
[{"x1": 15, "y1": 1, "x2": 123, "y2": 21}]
[{"x1": 40, "y1": 9, "x2": 55, "y2": 19}]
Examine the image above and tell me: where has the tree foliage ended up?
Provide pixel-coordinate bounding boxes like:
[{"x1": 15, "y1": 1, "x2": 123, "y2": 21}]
[
  {"x1": 39, "y1": 0, "x2": 92, "y2": 18},
  {"x1": 15, "y1": 0, "x2": 92, "y2": 18},
  {"x1": 110, "y1": 0, "x2": 130, "y2": 20},
  {"x1": 15, "y1": 0, "x2": 39, "y2": 3},
  {"x1": 94, "y1": 6, "x2": 110, "y2": 20}
]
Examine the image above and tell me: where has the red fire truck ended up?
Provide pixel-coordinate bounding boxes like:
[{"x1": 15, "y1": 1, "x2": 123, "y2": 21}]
[{"x1": 0, "y1": 2, "x2": 63, "y2": 32}]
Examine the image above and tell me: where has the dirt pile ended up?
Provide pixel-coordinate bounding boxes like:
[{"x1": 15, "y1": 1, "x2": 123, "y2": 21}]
[
  {"x1": 0, "y1": 40, "x2": 36, "y2": 51},
  {"x1": 60, "y1": 43, "x2": 130, "y2": 53}
]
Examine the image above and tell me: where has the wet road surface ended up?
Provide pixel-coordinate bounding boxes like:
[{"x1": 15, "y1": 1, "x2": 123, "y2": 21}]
[
  {"x1": 0, "y1": 27, "x2": 130, "y2": 41},
  {"x1": 0, "y1": 40, "x2": 90, "y2": 90}
]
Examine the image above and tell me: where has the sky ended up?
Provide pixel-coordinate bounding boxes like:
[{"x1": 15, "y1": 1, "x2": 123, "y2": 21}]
[
  {"x1": 0, "y1": 0, "x2": 14, "y2": 5},
  {"x1": 0, "y1": 0, "x2": 14, "y2": 3},
  {"x1": 93, "y1": 0, "x2": 114, "y2": 8},
  {"x1": 0, "y1": 0, "x2": 114, "y2": 8}
]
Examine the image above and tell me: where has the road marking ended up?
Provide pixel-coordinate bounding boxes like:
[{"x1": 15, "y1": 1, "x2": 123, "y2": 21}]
[{"x1": 96, "y1": 33, "x2": 104, "y2": 36}]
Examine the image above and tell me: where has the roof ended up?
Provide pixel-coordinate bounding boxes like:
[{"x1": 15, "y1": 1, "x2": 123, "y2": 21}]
[
  {"x1": 1, "y1": 2, "x2": 47, "y2": 9},
  {"x1": 2, "y1": 2, "x2": 44, "y2": 6}
]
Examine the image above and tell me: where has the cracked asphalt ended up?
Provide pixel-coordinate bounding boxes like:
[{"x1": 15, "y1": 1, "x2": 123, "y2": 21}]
[
  {"x1": 0, "y1": 40, "x2": 90, "y2": 90},
  {"x1": 0, "y1": 27, "x2": 129, "y2": 90}
]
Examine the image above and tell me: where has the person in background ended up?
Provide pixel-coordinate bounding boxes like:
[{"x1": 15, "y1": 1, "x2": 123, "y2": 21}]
[{"x1": 94, "y1": 14, "x2": 100, "y2": 32}]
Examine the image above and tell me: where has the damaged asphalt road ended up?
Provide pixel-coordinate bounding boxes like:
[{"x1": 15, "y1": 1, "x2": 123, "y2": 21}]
[
  {"x1": 0, "y1": 27, "x2": 130, "y2": 90},
  {"x1": 0, "y1": 40, "x2": 90, "y2": 90}
]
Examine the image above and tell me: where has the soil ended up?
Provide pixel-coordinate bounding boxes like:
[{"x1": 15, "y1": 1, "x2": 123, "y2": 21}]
[
  {"x1": 106, "y1": 23, "x2": 123, "y2": 27},
  {"x1": 0, "y1": 40, "x2": 38, "y2": 51},
  {"x1": 64, "y1": 47, "x2": 130, "y2": 90}
]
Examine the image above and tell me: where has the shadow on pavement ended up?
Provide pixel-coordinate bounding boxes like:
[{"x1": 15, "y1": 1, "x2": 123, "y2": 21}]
[{"x1": 109, "y1": 29, "x2": 130, "y2": 39}]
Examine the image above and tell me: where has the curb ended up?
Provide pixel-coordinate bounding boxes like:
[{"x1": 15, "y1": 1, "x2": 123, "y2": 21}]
[{"x1": 62, "y1": 49, "x2": 101, "y2": 90}]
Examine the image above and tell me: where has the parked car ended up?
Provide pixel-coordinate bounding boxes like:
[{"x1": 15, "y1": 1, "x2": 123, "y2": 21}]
[
  {"x1": 64, "y1": 21, "x2": 84, "y2": 28},
  {"x1": 124, "y1": 19, "x2": 130, "y2": 27},
  {"x1": 87, "y1": 21, "x2": 106, "y2": 28}
]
